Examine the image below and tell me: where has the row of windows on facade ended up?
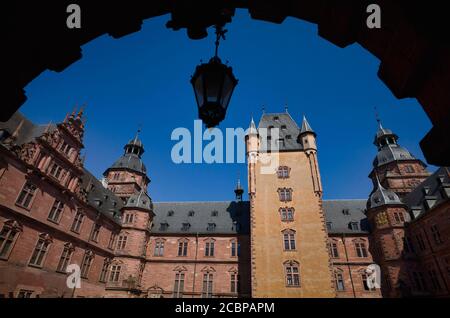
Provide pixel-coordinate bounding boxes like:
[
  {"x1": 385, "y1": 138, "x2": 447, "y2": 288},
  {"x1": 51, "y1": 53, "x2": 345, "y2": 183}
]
[
  {"x1": 403, "y1": 225, "x2": 445, "y2": 255},
  {"x1": 333, "y1": 271, "x2": 377, "y2": 292},
  {"x1": 157, "y1": 221, "x2": 241, "y2": 232},
  {"x1": 172, "y1": 272, "x2": 241, "y2": 298},
  {"x1": 14, "y1": 182, "x2": 118, "y2": 248},
  {"x1": 0, "y1": 227, "x2": 115, "y2": 283},
  {"x1": 327, "y1": 212, "x2": 406, "y2": 232},
  {"x1": 153, "y1": 239, "x2": 241, "y2": 257},
  {"x1": 328, "y1": 241, "x2": 369, "y2": 259}
]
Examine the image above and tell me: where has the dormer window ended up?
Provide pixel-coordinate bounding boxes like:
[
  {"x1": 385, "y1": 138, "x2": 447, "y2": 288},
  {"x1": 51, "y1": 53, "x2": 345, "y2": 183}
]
[
  {"x1": 273, "y1": 116, "x2": 279, "y2": 121},
  {"x1": 280, "y1": 125, "x2": 287, "y2": 130},
  {"x1": 59, "y1": 141, "x2": 72, "y2": 156},
  {"x1": 188, "y1": 210, "x2": 195, "y2": 217},
  {"x1": 211, "y1": 210, "x2": 218, "y2": 217},
  {"x1": 181, "y1": 223, "x2": 191, "y2": 231},
  {"x1": 422, "y1": 187, "x2": 431, "y2": 195},
  {"x1": 285, "y1": 134, "x2": 292, "y2": 140},
  {"x1": 342, "y1": 209, "x2": 350, "y2": 215},
  {"x1": 326, "y1": 222, "x2": 333, "y2": 231},
  {"x1": 167, "y1": 210, "x2": 174, "y2": 217},
  {"x1": 207, "y1": 223, "x2": 216, "y2": 232},
  {"x1": 159, "y1": 223, "x2": 169, "y2": 231},
  {"x1": 350, "y1": 222, "x2": 360, "y2": 231}
]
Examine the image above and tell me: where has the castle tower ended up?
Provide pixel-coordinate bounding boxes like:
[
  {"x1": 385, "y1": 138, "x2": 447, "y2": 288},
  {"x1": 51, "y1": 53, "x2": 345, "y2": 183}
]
[
  {"x1": 106, "y1": 190, "x2": 154, "y2": 297},
  {"x1": 369, "y1": 121, "x2": 430, "y2": 198},
  {"x1": 365, "y1": 175, "x2": 414, "y2": 298},
  {"x1": 234, "y1": 178, "x2": 244, "y2": 202},
  {"x1": 246, "y1": 111, "x2": 334, "y2": 298},
  {"x1": 103, "y1": 131, "x2": 150, "y2": 202}
]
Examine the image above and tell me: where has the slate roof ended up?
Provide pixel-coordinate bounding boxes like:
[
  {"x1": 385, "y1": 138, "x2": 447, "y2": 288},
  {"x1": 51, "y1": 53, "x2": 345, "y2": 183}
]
[
  {"x1": 257, "y1": 112, "x2": 303, "y2": 151},
  {"x1": 0, "y1": 112, "x2": 56, "y2": 147},
  {"x1": 403, "y1": 167, "x2": 450, "y2": 219},
  {"x1": 373, "y1": 144, "x2": 417, "y2": 167},
  {"x1": 322, "y1": 200, "x2": 370, "y2": 234},
  {"x1": 107, "y1": 153, "x2": 147, "y2": 175},
  {"x1": 125, "y1": 190, "x2": 153, "y2": 211},
  {"x1": 367, "y1": 180, "x2": 404, "y2": 209},
  {"x1": 79, "y1": 169, "x2": 123, "y2": 223},
  {"x1": 151, "y1": 201, "x2": 250, "y2": 235}
]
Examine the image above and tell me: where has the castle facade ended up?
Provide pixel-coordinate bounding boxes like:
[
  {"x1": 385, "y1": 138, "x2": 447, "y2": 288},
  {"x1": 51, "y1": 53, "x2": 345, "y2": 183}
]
[{"x1": 0, "y1": 109, "x2": 448, "y2": 298}]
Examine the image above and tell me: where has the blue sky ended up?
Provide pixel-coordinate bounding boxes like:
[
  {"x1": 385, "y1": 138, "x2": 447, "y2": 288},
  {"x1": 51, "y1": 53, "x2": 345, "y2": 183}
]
[{"x1": 19, "y1": 10, "x2": 434, "y2": 202}]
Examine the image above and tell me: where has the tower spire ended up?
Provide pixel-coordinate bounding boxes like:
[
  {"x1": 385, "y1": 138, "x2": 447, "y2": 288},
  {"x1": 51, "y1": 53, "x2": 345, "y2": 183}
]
[{"x1": 234, "y1": 172, "x2": 244, "y2": 202}]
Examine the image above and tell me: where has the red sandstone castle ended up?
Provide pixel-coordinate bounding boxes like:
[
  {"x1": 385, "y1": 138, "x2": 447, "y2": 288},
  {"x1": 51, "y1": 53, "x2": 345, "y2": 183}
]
[{"x1": 0, "y1": 109, "x2": 449, "y2": 298}]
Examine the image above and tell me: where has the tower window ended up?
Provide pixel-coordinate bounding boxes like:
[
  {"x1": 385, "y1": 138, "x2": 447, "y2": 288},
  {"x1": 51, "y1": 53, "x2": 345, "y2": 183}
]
[
  {"x1": 284, "y1": 261, "x2": 300, "y2": 287},
  {"x1": 280, "y1": 207, "x2": 294, "y2": 222},
  {"x1": 282, "y1": 230, "x2": 296, "y2": 250},
  {"x1": 277, "y1": 166, "x2": 290, "y2": 179},
  {"x1": 117, "y1": 235, "x2": 128, "y2": 250},
  {"x1": 278, "y1": 188, "x2": 292, "y2": 202},
  {"x1": 109, "y1": 264, "x2": 122, "y2": 283}
]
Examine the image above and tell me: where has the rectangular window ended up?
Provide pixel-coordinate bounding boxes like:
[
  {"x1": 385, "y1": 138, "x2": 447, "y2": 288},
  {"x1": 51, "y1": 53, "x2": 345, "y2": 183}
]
[
  {"x1": 283, "y1": 233, "x2": 296, "y2": 250},
  {"x1": 48, "y1": 200, "x2": 64, "y2": 223},
  {"x1": 277, "y1": 166, "x2": 290, "y2": 179},
  {"x1": 29, "y1": 238, "x2": 50, "y2": 267},
  {"x1": 0, "y1": 225, "x2": 19, "y2": 259},
  {"x1": 49, "y1": 163, "x2": 63, "y2": 180},
  {"x1": 430, "y1": 225, "x2": 443, "y2": 245},
  {"x1": 335, "y1": 273, "x2": 345, "y2": 291},
  {"x1": 108, "y1": 233, "x2": 117, "y2": 250},
  {"x1": 355, "y1": 242, "x2": 368, "y2": 258},
  {"x1": 109, "y1": 264, "x2": 121, "y2": 282},
  {"x1": 16, "y1": 182, "x2": 37, "y2": 209},
  {"x1": 154, "y1": 240, "x2": 164, "y2": 256},
  {"x1": 80, "y1": 251, "x2": 94, "y2": 279},
  {"x1": 17, "y1": 290, "x2": 34, "y2": 298},
  {"x1": 393, "y1": 212, "x2": 405, "y2": 223},
  {"x1": 416, "y1": 234, "x2": 427, "y2": 251},
  {"x1": 173, "y1": 273, "x2": 185, "y2": 298},
  {"x1": 429, "y1": 270, "x2": 442, "y2": 291},
  {"x1": 350, "y1": 222, "x2": 360, "y2": 231},
  {"x1": 56, "y1": 245, "x2": 73, "y2": 273},
  {"x1": 330, "y1": 242, "x2": 339, "y2": 258},
  {"x1": 230, "y1": 273, "x2": 239, "y2": 293},
  {"x1": 178, "y1": 241, "x2": 188, "y2": 257},
  {"x1": 231, "y1": 241, "x2": 237, "y2": 257},
  {"x1": 124, "y1": 213, "x2": 134, "y2": 224},
  {"x1": 202, "y1": 273, "x2": 213, "y2": 298},
  {"x1": 90, "y1": 224, "x2": 101, "y2": 242},
  {"x1": 285, "y1": 264, "x2": 300, "y2": 287},
  {"x1": 326, "y1": 222, "x2": 333, "y2": 231},
  {"x1": 362, "y1": 274, "x2": 375, "y2": 291},
  {"x1": 278, "y1": 188, "x2": 292, "y2": 202},
  {"x1": 205, "y1": 241, "x2": 215, "y2": 257},
  {"x1": 70, "y1": 210, "x2": 84, "y2": 233},
  {"x1": 99, "y1": 259, "x2": 110, "y2": 283},
  {"x1": 59, "y1": 141, "x2": 71, "y2": 156},
  {"x1": 117, "y1": 236, "x2": 127, "y2": 250}
]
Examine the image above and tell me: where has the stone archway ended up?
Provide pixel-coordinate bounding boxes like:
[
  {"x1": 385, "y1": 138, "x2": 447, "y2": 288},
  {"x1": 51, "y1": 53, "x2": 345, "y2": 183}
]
[{"x1": 4, "y1": 1, "x2": 449, "y2": 165}]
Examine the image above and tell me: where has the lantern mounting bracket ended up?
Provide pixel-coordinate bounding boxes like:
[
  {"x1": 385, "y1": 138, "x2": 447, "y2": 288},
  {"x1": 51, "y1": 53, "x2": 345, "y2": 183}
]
[{"x1": 214, "y1": 24, "x2": 228, "y2": 58}]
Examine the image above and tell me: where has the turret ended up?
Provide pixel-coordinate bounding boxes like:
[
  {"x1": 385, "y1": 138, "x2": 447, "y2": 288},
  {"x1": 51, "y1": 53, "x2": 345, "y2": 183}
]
[{"x1": 299, "y1": 115, "x2": 317, "y2": 151}]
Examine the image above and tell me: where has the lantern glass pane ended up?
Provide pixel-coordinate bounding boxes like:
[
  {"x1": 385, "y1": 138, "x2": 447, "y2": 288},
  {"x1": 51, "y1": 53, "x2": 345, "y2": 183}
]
[
  {"x1": 194, "y1": 76, "x2": 204, "y2": 107},
  {"x1": 220, "y1": 75, "x2": 234, "y2": 109},
  {"x1": 205, "y1": 70, "x2": 223, "y2": 103}
]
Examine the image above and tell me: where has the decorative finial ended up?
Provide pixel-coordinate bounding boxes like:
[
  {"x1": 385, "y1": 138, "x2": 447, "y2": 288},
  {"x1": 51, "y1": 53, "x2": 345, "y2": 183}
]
[
  {"x1": 285, "y1": 103, "x2": 288, "y2": 113},
  {"x1": 262, "y1": 105, "x2": 265, "y2": 114},
  {"x1": 374, "y1": 106, "x2": 382, "y2": 129}
]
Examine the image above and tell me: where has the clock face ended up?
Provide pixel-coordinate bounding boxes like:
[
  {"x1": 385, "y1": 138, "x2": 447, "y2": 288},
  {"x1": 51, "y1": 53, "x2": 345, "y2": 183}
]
[{"x1": 376, "y1": 212, "x2": 389, "y2": 227}]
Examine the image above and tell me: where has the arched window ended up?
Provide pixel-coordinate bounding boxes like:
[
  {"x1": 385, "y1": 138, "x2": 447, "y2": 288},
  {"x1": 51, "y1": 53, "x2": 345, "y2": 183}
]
[
  {"x1": 173, "y1": 267, "x2": 187, "y2": 298},
  {"x1": 284, "y1": 260, "x2": 300, "y2": 287},
  {"x1": 282, "y1": 229, "x2": 296, "y2": 251},
  {"x1": 29, "y1": 233, "x2": 52, "y2": 268},
  {"x1": 201, "y1": 267, "x2": 215, "y2": 298}
]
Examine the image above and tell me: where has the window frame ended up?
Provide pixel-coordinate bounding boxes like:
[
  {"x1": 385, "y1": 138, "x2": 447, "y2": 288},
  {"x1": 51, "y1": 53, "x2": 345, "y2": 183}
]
[{"x1": 15, "y1": 181, "x2": 37, "y2": 210}]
